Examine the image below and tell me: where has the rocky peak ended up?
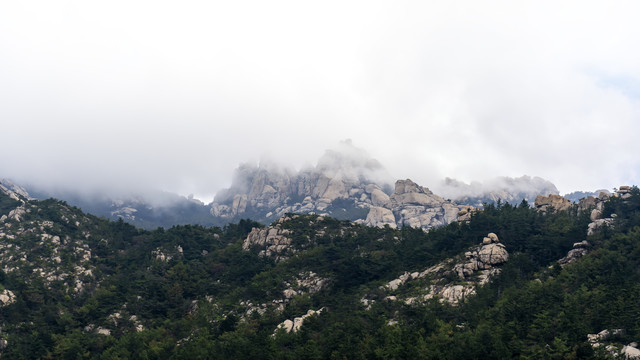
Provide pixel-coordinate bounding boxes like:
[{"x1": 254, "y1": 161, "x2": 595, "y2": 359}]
[
  {"x1": 393, "y1": 179, "x2": 435, "y2": 196},
  {"x1": 210, "y1": 143, "x2": 394, "y2": 222},
  {"x1": 214, "y1": 156, "x2": 473, "y2": 232},
  {"x1": 386, "y1": 179, "x2": 463, "y2": 229}
]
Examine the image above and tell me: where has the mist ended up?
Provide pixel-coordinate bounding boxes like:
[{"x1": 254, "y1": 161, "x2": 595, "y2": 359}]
[
  {"x1": 1, "y1": 1, "x2": 639, "y2": 200},
  {"x1": 434, "y1": 176, "x2": 560, "y2": 205}
]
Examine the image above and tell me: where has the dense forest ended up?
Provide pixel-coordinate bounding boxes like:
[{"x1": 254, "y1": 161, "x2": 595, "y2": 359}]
[{"x1": 0, "y1": 187, "x2": 639, "y2": 359}]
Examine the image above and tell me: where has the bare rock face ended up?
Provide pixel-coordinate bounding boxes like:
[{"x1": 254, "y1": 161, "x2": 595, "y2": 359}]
[
  {"x1": 364, "y1": 206, "x2": 397, "y2": 228},
  {"x1": 211, "y1": 142, "x2": 396, "y2": 221},
  {"x1": 370, "y1": 188, "x2": 391, "y2": 207},
  {"x1": 0, "y1": 289, "x2": 16, "y2": 307},
  {"x1": 243, "y1": 217, "x2": 297, "y2": 262},
  {"x1": 389, "y1": 179, "x2": 468, "y2": 230},
  {"x1": 437, "y1": 285, "x2": 476, "y2": 304},
  {"x1": 391, "y1": 179, "x2": 442, "y2": 207},
  {"x1": 212, "y1": 157, "x2": 469, "y2": 232},
  {"x1": 587, "y1": 217, "x2": 616, "y2": 236},
  {"x1": 534, "y1": 194, "x2": 571, "y2": 212},
  {"x1": 210, "y1": 143, "x2": 474, "y2": 232}
]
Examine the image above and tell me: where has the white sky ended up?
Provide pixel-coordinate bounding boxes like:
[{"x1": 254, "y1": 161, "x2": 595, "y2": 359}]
[{"x1": 1, "y1": 1, "x2": 639, "y2": 201}]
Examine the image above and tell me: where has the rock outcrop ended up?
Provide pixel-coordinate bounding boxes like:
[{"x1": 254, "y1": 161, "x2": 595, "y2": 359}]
[
  {"x1": 587, "y1": 217, "x2": 616, "y2": 236},
  {"x1": 275, "y1": 308, "x2": 324, "y2": 334},
  {"x1": 388, "y1": 179, "x2": 463, "y2": 229},
  {"x1": 577, "y1": 191, "x2": 610, "y2": 221},
  {"x1": 0, "y1": 179, "x2": 31, "y2": 201},
  {"x1": 578, "y1": 189, "x2": 625, "y2": 236},
  {"x1": 243, "y1": 216, "x2": 296, "y2": 262},
  {"x1": 587, "y1": 329, "x2": 640, "y2": 358},
  {"x1": 363, "y1": 206, "x2": 397, "y2": 228},
  {"x1": 282, "y1": 271, "x2": 328, "y2": 300},
  {"x1": 379, "y1": 233, "x2": 508, "y2": 305},
  {"x1": 558, "y1": 241, "x2": 590, "y2": 266},
  {"x1": 0, "y1": 289, "x2": 16, "y2": 307},
  {"x1": 453, "y1": 233, "x2": 508, "y2": 281},
  {"x1": 534, "y1": 194, "x2": 571, "y2": 212},
  {"x1": 618, "y1": 185, "x2": 633, "y2": 200},
  {"x1": 456, "y1": 206, "x2": 475, "y2": 222}
]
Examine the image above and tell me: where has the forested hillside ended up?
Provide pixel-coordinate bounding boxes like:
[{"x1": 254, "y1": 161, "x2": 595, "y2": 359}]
[{"x1": 0, "y1": 186, "x2": 639, "y2": 359}]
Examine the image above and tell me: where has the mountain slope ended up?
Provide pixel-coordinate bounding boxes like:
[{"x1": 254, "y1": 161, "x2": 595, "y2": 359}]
[{"x1": 3, "y1": 181, "x2": 638, "y2": 358}]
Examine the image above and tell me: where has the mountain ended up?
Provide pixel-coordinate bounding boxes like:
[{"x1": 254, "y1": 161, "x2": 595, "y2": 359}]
[
  {"x1": 435, "y1": 175, "x2": 560, "y2": 207},
  {"x1": 2, "y1": 174, "x2": 640, "y2": 358},
  {"x1": 210, "y1": 158, "x2": 466, "y2": 231},
  {"x1": 24, "y1": 187, "x2": 217, "y2": 230},
  {"x1": 564, "y1": 189, "x2": 612, "y2": 203},
  {"x1": 10, "y1": 143, "x2": 563, "y2": 232}
]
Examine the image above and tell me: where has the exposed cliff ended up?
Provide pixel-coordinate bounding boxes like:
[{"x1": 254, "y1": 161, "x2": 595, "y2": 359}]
[{"x1": 211, "y1": 145, "x2": 471, "y2": 232}]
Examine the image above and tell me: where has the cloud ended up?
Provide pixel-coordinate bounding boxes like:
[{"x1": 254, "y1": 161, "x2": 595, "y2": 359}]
[{"x1": 1, "y1": 1, "x2": 639, "y2": 200}]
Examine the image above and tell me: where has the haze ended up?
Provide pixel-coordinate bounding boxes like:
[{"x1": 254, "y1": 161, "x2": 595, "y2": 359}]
[{"x1": 2, "y1": 1, "x2": 639, "y2": 201}]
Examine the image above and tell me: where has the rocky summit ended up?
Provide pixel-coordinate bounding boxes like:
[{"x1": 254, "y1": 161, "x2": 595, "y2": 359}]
[
  {"x1": 8, "y1": 143, "x2": 565, "y2": 232},
  {"x1": 210, "y1": 145, "x2": 471, "y2": 231}
]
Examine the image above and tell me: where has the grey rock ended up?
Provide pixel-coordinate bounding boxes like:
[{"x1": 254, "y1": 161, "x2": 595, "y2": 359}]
[
  {"x1": 535, "y1": 194, "x2": 571, "y2": 212},
  {"x1": 364, "y1": 206, "x2": 396, "y2": 229},
  {"x1": 275, "y1": 308, "x2": 324, "y2": 334},
  {"x1": 243, "y1": 219, "x2": 296, "y2": 262},
  {"x1": 0, "y1": 289, "x2": 16, "y2": 307},
  {"x1": 588, "y1": 218, "x2": 615, "y2": 236}
]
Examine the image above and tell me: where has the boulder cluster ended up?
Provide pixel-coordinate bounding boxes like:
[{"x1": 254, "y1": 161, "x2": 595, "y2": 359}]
[
  {"x1": 618, "y1": 185, "x2": 633, "y2": 199},
  {"x1": 283, "y1": 271, "x2": 327, "y2": 300},
  {"x1": 577, "y1": 191, "x2": 610, "y2": 221},
  {"x1": 242, "y1": 216, "x2": 296, "y2": 262},
  {"x1": 587, "y1": 329, "x2": 640, "y2": 359},
  {"x1": 454, "y1": 233, "x2": 508, "y2": 281},
  {"x1": 0, "y1": 289, "x2": 16, "y2": 307},
  {"x1": 379, "y1": 233, "x2": 509, "y2": 305},
  {"x1": 558, "y1": 241, "x2": 590, "y2": 266},
  {"x1": 456, "y1": 206, "x2": 475, "y2": 222},
  {"x1": 275, "y1": 308, "x2": 324, "y2": 334},
  {"x1": 534, "y1": 194, "x2": 571, "y2": 212},
  {"x1": 577, "y1": 190, "x2": 621, "y2": 236}
]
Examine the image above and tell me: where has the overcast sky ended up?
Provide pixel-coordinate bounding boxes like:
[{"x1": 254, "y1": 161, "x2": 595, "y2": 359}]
[{"x1": 2, "y1": 1, "x2": 639, "y2": 201}]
